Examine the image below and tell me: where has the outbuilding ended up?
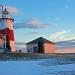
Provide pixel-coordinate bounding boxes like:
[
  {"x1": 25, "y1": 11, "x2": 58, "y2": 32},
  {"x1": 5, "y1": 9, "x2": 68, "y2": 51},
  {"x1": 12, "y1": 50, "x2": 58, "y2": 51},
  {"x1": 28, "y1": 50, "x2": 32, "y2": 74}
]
[{"x1": 26, "y1": 37, "x2": 55, "y2": 53}]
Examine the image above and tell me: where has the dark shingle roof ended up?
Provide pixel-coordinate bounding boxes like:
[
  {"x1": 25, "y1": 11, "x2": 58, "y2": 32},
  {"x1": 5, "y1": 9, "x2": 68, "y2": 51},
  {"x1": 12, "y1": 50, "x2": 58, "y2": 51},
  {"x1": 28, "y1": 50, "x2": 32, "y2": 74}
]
[{"x1": 26, "y1": 37, "x2": 55, "y2": 44}]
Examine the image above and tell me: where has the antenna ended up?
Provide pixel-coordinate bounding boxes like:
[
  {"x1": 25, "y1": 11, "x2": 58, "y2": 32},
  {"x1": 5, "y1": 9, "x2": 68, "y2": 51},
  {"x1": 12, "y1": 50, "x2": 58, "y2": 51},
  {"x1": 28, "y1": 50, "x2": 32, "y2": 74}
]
[
  {"x1": 0, "y1": 0, "x2": 7, "y2": 18},
  {"x1": 0, "y1": 4, "x2": 3, "y2": 18}
]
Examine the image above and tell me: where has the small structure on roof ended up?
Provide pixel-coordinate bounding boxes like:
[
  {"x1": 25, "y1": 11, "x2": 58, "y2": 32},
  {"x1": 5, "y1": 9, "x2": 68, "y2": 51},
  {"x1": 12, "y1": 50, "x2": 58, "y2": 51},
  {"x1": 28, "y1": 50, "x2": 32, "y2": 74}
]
[{"x1": 26, "y1": 37, "x2": 55, "y2": 53}]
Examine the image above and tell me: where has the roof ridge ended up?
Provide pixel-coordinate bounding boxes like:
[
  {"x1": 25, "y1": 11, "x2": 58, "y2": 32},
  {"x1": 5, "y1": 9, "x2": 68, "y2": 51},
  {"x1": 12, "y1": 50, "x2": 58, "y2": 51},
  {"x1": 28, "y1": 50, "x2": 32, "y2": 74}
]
[{"x1": 26, "y1": 37, "x2": 55, "y2": 44}]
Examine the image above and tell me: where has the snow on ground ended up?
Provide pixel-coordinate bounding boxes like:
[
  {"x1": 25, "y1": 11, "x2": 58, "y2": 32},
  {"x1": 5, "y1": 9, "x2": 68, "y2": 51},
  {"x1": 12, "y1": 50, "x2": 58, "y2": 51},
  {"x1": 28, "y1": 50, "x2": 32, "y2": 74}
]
[{"x1": 0, "y1": 58, "x2": 75, "y2": 75}]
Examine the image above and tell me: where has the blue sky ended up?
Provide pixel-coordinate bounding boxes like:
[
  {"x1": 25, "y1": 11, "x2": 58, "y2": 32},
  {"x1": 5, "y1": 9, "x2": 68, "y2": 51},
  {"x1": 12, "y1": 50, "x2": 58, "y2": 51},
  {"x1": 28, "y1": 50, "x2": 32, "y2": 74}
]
[{"x1": 0, "y1": 0, "x2": 75, "y2": 43}]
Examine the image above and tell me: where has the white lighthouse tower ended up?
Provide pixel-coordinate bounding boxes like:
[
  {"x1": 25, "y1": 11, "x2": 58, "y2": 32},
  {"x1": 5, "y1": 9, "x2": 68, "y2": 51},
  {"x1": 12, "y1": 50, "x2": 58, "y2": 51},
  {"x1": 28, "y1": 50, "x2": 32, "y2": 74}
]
[{"x1": 0, "y1": 5, "x2": 16, "y2": 52}]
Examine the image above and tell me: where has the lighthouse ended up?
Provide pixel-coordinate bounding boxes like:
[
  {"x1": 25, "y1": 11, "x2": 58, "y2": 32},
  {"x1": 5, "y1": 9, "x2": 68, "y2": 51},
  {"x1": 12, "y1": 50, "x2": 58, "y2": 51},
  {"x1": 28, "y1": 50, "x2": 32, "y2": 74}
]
[{"x1": 0, "y1": 5, "x2": 16, "y2": 52}]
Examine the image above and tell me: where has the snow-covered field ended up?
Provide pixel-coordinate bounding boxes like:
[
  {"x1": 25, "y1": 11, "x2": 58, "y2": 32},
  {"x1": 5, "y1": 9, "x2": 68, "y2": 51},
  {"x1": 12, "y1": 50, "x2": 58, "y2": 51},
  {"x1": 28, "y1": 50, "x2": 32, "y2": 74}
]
[{"x1": 0, "y1": 57, "x2": 75, "y2": 75}]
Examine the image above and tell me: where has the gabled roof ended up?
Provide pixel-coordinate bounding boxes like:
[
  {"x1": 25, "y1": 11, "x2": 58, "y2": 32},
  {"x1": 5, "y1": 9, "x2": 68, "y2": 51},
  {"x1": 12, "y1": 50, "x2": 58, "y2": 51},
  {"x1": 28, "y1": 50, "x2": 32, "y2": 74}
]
[{"x1": 26, "y1": 37, "x2": 55, "y2": 44}]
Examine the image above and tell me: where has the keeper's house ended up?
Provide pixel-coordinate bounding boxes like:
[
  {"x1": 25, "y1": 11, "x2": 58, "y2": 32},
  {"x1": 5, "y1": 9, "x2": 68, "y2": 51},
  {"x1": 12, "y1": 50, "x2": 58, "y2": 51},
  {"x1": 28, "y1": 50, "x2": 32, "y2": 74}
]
[{"x1": 26, "y1": 37, "x2": 55, "y2": 53}]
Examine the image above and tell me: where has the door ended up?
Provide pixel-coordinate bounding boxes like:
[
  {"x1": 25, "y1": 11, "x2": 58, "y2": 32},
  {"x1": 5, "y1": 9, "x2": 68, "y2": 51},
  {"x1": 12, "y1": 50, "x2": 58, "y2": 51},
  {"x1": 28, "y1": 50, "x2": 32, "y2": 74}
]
[{"x1": 34, "y1": 47, "x2": 38, "y2": 53}]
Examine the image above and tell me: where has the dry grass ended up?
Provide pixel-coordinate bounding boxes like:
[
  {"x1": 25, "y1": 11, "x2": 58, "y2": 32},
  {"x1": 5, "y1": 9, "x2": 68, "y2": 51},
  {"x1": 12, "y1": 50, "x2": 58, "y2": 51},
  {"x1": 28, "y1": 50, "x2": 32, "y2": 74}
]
[{"x1": 0, "y1": 52, "x2": 75, "y2": 61}]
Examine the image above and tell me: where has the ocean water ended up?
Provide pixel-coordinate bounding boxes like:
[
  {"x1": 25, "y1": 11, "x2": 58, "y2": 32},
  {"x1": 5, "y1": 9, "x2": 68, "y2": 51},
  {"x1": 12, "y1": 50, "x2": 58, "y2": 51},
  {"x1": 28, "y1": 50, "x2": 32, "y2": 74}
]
[{"x1": 0, "y1": 57, "x2": 75, "y2": 75}]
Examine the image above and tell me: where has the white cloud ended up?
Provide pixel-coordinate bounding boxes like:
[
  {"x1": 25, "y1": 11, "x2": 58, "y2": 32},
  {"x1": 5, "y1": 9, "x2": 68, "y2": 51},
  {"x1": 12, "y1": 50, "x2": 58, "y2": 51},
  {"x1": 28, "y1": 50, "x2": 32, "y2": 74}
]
[
  {"x1": 6, "y1": 6, "x2": 19, "y2": 14},
  {"x1": 49, "y1": 30, "x2": 73, "y2": 42},
  {"x1": 14, "y1": 18, "x2": 48, "y2": 29},
  {"x1": 26, "y1": 19, "x2": 48, "y2": 28}
]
